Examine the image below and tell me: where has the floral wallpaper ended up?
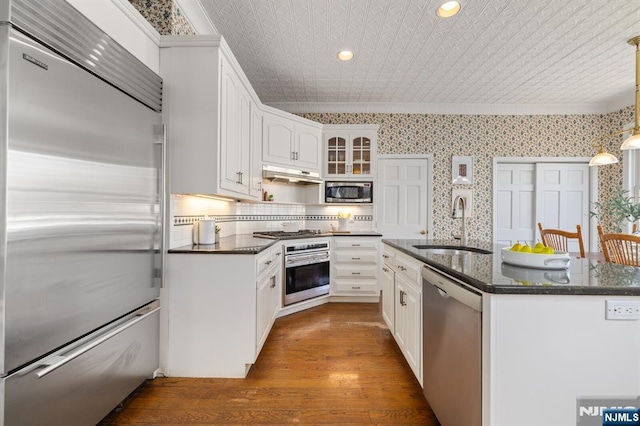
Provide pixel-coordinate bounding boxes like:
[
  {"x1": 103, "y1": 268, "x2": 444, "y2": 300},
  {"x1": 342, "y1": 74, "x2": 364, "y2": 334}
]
[
  {"x1": 129, "y1": 0, "x2": 196, "y2": 35},
  {"x1": 299, "y1": 107, "x2": 633, "y2": 242}
]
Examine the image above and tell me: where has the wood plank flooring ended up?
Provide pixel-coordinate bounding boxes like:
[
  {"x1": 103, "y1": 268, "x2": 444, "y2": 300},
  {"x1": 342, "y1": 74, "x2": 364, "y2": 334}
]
[{"x1": 99, "y1": 302, "x2": 439, "y2": 425}]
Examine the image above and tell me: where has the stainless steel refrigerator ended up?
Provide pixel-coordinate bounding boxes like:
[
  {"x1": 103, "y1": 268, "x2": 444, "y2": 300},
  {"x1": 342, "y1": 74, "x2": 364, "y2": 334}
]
[{"x1": 0, "y1": 1, "x2": 164, "y2": 424}]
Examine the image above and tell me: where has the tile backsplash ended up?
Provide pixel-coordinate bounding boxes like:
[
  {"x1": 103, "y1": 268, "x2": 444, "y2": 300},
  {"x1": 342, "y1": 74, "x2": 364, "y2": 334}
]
[{"x1": 169, "y1": 194, "x2": 374, "y2": 248}]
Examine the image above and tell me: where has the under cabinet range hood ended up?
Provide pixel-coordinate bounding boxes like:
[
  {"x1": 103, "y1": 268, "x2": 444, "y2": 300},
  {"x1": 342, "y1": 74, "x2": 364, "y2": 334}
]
[{"x1": 262, "y1": 165, "x2": 322, "y2": 185}]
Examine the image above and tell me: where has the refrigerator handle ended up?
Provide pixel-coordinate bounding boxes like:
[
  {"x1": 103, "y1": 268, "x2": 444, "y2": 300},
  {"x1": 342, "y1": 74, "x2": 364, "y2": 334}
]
[
  {"x1": 35, "y1": 303, "x2": 161, "y2": 379},
  {"x1": 153, "y1": 124, "x2": 166, "y2": 288}
]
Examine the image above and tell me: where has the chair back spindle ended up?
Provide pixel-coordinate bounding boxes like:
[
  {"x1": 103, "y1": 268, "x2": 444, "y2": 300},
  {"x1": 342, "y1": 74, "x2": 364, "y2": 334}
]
[
  {"x1": 597, "y1": 224, "x2": 640, "y2": 266},
  {"x1": 537, "y1": 223, "x2": 586, "y2": 258}
]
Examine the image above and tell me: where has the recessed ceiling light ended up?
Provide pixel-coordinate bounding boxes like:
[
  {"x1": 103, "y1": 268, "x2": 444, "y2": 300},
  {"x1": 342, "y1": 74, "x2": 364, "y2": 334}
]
[
  {"x1": 437, "y1": 1, "x2": 461, "y2": 18},
  {"x1": 337, "y1": 50, "x2": 354, "y2": 61}
]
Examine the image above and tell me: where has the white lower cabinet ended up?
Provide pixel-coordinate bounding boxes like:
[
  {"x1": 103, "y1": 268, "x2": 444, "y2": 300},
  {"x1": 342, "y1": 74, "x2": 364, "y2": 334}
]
[
  {"x1": 381, "y1": 246, "x2": 396, "y2": 331},
  {"x1": 394, "y1": 273, "x2": 421, "y2": 382},
  {"x1": 165, "y1": 244, "x2": 282, "y2": 378},
  {"x1": 256, "y1": 249, "x2": 282, "y2": 354},
  {"x1": 331, "y1": 236, "x2": 381, "y2": 297},
  {"x1": 382, "y1": 243, "x2": 422, "y2": 385}
]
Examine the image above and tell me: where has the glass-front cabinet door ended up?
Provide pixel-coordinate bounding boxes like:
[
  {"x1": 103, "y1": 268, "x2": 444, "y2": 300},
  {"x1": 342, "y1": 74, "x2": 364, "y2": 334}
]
[
  {"x1": 327, "y1": 136, "x2": 347, "y2": 175},
  {"x1": 323, "y1": 125, "x2": 378, "y2": 178},
  {"x1": 351, "y1": 136, "x2": 371, "y2": 175}
]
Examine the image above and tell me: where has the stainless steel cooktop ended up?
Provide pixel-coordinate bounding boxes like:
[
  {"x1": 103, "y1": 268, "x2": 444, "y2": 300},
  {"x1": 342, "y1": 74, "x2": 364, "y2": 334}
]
[{"x1": 253, "y1": 230, "x2": 323, "y2": 239}]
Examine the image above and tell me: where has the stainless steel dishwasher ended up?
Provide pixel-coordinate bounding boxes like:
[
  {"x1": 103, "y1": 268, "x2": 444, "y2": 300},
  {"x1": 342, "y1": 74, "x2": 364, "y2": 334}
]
[{"x1": 422, "y1": 263, "x2": 482, "y2": 426}]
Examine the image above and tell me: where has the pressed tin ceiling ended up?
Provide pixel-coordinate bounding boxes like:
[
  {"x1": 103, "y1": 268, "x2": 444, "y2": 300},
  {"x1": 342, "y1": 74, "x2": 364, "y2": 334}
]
[{"x1": 183, "y1": 0, "x2": 640, "y2": 114}]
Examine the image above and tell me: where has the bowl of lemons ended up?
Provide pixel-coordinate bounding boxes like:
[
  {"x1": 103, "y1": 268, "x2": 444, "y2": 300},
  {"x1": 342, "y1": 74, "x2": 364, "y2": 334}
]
[{"x1": 501, "y1": 242, "x2": 570, "y2": 269}]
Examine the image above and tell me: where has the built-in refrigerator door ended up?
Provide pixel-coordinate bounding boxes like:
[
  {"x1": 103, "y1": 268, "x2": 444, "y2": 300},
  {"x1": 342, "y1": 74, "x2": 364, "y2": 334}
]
[
  {"x1": 1, "y1": 301, "x2": 160, "y2": 426},
  {"x1": 0, "y1": 27, "x2": 162, "y2": 375}
]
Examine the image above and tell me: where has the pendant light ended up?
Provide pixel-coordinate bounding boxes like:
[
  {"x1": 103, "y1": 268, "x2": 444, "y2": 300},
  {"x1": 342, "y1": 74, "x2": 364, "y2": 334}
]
[
  {"x1": 620, "y1": 36, "x2": 640, "y2": 150},
  {"x1": 589, "y1": 36, "x2": 640, "y2": 166},
  {"x1": 589, "y1": 144, "x2": 619, "y2": 166}
]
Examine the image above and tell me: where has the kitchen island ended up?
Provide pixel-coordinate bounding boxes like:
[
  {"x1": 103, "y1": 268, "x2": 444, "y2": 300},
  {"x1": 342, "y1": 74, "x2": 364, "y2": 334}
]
[{"x1": 383, "y1": 239, "x2": 640, "y2": 426}]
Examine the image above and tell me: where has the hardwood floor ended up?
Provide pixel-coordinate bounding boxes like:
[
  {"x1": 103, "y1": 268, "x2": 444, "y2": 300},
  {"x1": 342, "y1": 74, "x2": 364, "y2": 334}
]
[{"x1": 99, "y1": 302, "x2": 439, "y2": 425}]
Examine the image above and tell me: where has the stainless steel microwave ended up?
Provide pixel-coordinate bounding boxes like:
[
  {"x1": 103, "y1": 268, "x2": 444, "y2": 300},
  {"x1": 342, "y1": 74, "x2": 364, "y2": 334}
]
[{"x1": 325, "y1": 181, "x2": 373, "y2": 203}]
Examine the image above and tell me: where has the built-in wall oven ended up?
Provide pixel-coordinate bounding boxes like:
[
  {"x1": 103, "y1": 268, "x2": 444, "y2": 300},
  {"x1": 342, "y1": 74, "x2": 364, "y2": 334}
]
[{"x1": 284, "y1": 241, "x2": 330, "y2": 306}]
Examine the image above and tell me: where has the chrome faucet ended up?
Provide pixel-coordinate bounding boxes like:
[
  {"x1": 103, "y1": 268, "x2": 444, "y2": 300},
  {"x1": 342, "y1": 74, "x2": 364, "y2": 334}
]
[{"x1": 452, "y1": 195, "x2": 467, "y2": 246}]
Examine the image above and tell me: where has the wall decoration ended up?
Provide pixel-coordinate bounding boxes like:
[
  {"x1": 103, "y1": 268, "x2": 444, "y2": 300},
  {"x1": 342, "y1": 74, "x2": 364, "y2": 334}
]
[{"x1": 452, "y1": 156, "x2": 473, "y2": 184}]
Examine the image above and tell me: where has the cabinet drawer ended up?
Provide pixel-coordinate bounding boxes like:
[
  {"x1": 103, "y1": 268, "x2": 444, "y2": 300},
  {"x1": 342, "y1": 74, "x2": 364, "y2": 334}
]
[
  {"x1": 333, "y1": 279, "x2": 378, "y2": 295},
  {"x1": 256, "y1": 247, "x2": 281, "y2": 277},
  {"x1": 333, "y1": 264, "x2": 378, "y2": 279},
  {"x1": 334, "y1": 238, "x2": 380, "y2": 250},
  {"x1": 382, "y1": 245, "x2": 396, "y2": 268},
  {"x1": 334, "y1": 252, "x2": 379, "y2": 264},
  {"x1": 395, "y1": 252, "x2": 422, "y2": 292},
  {"x1": 3, "y1": 303, "x2": 159, "y2": 426}
]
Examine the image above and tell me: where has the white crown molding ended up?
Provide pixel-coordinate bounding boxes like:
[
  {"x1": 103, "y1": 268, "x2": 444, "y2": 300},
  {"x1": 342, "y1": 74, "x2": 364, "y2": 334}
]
[
  {"x1": 266, "y1": 101, "x2": 628, "y2": 116},
  {"x1": 174, "y1": 0, "x2": 219, "y2": 35},
  {"x1": 159, "y1": 34, "x2": 222, "y2": 48},
  {"x1": 110, "y1": 0, "x2": 160, "y2": 44}
]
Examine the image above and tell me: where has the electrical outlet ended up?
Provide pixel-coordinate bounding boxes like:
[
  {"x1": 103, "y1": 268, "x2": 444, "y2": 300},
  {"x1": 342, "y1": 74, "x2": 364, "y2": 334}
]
[{"x1": 605, "y1": 300, "x2": 640, "y2": 320}]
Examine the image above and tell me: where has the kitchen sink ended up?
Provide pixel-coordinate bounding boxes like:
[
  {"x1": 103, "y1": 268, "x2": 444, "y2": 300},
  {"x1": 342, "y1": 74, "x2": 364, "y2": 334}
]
[{"x1": 412, "y1": 245, "x2": 493, "y2": 255}]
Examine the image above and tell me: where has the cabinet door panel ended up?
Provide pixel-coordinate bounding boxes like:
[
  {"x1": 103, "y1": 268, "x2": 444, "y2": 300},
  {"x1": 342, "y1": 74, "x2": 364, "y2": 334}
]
[
  {"x1": 381, "y1": 266, "x2": 395, "y2": 331},
  {"x1": 256, "y1": 272, "x2": 275, "y2": 353},
  {"x1": 219, "y1": 58, "x2": 242, "y2": 193},
  {"x1": 394, "y1": 275, "x2": 421, "y2": 381},
  {"x1": 250, "y1": 104, "x2": 263, "y2": 198},
  {"x1": 263, "y1": 115, "x2": 294, "y2": 167},
  {"x1": 237, "y1": 84, "x2": 251, "y2": 193},
  {"x1": 295, "y1": 127, "x2": 321, "y2": 170}
]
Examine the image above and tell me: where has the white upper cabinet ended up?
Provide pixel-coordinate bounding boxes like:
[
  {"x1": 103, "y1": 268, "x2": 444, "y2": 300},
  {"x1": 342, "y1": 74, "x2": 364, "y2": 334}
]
[
  {"x1": 262, "y1": 108, "x2": 322, "y2": 172},
  {"x1": 161, "y1": 36, "x2": 260, "y2": 199},
  {"x1": 250, "y1": 101, "x2": 263, "y2": 199},
  {"x1": 323, "y1": 125, "x2": 378, "y2": 179},
  {"x1": 219, "y1": 55, "x2": 252, "y2": 195}
]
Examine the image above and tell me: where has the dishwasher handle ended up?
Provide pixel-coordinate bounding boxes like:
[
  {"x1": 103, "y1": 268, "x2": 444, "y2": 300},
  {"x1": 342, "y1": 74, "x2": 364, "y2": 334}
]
[
  {"x1": 422, "y1": 264, "x2": 482, "y2": 312},
  {"x1": 433, "y1": 284, "x2": 450, "y2": 299}
]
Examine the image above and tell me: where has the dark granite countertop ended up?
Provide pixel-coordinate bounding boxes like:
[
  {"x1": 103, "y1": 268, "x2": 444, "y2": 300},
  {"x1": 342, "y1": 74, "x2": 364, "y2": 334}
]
[
  {"x1": 168, "y1": 231, "x2": 382, "y2": 254},
  {"x1": 383, "y1": 238, "x2": 640, "y2": 296}
]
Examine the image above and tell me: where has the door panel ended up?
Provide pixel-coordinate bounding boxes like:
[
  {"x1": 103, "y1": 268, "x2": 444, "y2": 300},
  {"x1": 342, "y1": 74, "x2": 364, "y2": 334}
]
[
  {"x1": 494, "y1": 164, "x2": 535, "y2": 245},
  {"x1": 495, "y1": 162, "x2": 591, "y2": 250},
  {"x1": 377, "y1": 158, "x2": 430, "y2": 238},
  {"x1": 5, "y1": 30, "x2": 161, "y2": 374},
  {"x1": 535, "y1": 163, "x2": 590, "y2": 252}
]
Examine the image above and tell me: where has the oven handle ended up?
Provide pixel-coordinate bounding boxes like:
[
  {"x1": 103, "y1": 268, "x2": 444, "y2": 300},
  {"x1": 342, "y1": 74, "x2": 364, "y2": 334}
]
[{"x1": 286, "y1": 252, "x2": 330, "y2": 267}]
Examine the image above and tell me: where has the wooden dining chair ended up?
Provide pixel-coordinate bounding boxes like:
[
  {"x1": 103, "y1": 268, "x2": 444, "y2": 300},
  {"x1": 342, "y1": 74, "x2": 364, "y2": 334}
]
[
  {"x1": 537, "y1": 223, "x2": 586, "y2": 258},
  {"x1": 597, "y1": 224, "x2": 640, "y2": 266}
]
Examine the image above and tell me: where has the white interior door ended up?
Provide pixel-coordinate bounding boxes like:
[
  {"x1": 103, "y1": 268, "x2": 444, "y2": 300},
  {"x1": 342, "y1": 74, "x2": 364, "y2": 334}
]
[
  {"x1": 495, "y1": 163, "x2": 536, "y2": 245},
  {"x1": 535, "y1": 163, "x2": 590, "y2": 251},
  {"x1": 495, "y1": 161, "x2": 591, "y2": 249},
  {"x1": 376, "y1": 157, "x2": 431, "y2": 239}
]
